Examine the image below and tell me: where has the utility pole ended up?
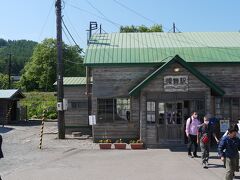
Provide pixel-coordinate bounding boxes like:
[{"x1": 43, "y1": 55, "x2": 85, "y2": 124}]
[
  {"x1": 8, "y1": 53, "x2": 12, "y2": 89},
  {"x1": 100, "y1": 24, "x2": 102, "y2": 34},
  {"x1": 173, "y1": 22, "x2": 176, "y2": 33},
  {"x1": 56, "y1": 0, "x2": 65, "y2": 139}
]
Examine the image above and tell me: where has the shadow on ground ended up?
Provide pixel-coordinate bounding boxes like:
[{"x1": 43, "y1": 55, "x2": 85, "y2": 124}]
[
  {"x1": 6, "y1": 120, "x2": 42, "y2": 127},
  {"x1": 207, "y1": 163, "x2": 224, "y2": 169},
  {"x1": 0, "y1": 127, "x2": 14, "y2": 133},
  {"x1": 154, "y1": 145, "x2": 219, "y2": 153}
]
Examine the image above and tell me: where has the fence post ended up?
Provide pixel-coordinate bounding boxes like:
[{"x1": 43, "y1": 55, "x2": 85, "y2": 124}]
[{"x1": 39, "y1": 111, "x2": 46, "y2": 149}]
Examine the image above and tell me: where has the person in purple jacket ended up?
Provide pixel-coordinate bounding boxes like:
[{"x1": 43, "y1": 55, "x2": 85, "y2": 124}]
[{"x1": 185, "y1": 112, "x2": 200, "y2": 158}]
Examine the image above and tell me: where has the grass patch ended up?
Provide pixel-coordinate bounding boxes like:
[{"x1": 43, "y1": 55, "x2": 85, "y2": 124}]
[{"x1": 20, "y1": 92, "x2": 57, "y2": 119}]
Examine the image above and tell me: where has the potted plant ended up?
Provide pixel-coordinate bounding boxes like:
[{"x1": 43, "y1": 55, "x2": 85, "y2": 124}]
[
  {"x1": 99, "y1": 139, "x2": 112, "y2": 149},
  {"x1": 130, "y1": 139, "x2": 144, "y2": 150},
  {"x1": 114, "y1": 139, "x2": 127, "y2": 149}
]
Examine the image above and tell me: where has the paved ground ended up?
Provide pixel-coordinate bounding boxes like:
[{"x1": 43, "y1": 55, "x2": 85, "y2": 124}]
[{"x1": 0, "y1": 121, "x2": 238, "y2": 180}]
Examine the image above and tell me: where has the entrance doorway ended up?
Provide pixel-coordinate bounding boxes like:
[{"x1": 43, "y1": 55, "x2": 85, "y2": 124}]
[
  {"x1": 148, "y1": 100, "x2": 205, "y2": 144},
  {"x1": 156, "y1": 102, "x2": 184, "y2": 144}
]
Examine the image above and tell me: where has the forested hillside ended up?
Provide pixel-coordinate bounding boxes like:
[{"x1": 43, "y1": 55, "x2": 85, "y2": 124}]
[{"x1": 0, "y1": 38, "x2": 37, "y2": 75}]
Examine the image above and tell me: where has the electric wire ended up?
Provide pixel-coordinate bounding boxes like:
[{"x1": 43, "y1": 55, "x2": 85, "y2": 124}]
[
  {"x1": 62, "y1": 18, "x2": 85, "y2": 54},
  {"x1": 38, "y1": 0, "x2": 55, "y2": 42},
  {"x1": 62, "y1": 27, "x2": 84, "y2": 65},
  {"x1": 66, "y1": 1, "x2": 240, "y2": 60},
  {"x1": 85, "y1": 0, "x2": 120, "y2": 27},
  {"x1": 112, "y1": 0, "x2": 169, "y2": 32},
  {"x1": 65, "y1": 1, "x2": 122, "y2": 27},
  {"x1": 63, "y1": 10, "x2": 85, "y2": 46}
]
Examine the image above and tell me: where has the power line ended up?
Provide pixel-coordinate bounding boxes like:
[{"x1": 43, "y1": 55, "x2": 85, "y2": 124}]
[
  {"x1": 67, "y1": 1, "x2": 240, "y2": 60},
  {"x1": 62, "y1": 27, "x2": 73, "y2": 46},
  {"x1": 85, "y1": 0, "x2": 113, "y2": 24},
  {"x1": 65, "y1": 59, "x2": 84, "y2": 65},
  {"x1": 65, "y1": 2, "x2": 121, "y2": 27},
  {"x1": 62, "y1": 18, "x2": 85, "y2": 54},
  {"x1": 62, "y1": 10, "x2": 85, "y2": 45},
  {"x1": 112, "y1": 0, "x2": 169, "y2": 32},
  {"x1": 38, "y1": 0, "x2": 55, "y2": 42}
]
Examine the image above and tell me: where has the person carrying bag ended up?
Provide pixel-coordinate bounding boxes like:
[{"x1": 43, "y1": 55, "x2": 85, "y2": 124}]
[{"x1": 197, "y1": 116, "x2": 219, "y2": 168}]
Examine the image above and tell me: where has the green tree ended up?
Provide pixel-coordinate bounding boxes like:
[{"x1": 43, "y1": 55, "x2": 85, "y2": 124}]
[
  {"x1": 120, "y1": 24, "x2": 163, "y2": 33},
  {"x1": 20, "y1": 38, "x2": 85, "y2": 91},
  {"x1": 0, "y1": 73, "x2": 8, "y2": 89},
  {"x1": 0, "y1": 39, "x2": 37, "y2": 75}
]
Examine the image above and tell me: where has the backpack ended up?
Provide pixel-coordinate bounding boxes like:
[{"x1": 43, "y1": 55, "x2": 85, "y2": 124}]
[{"x1": 189, "y1": 117, "x2": 192, "y2": 125}]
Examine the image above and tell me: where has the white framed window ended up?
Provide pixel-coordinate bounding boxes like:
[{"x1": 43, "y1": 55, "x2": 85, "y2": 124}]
[{"x1": 147, "y1": 101, "x2": 156, "y2": 123}]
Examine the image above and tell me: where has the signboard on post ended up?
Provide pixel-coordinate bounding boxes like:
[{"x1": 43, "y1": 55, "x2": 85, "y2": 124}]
[
  {"x1": 220, "y1": 119, "x2": 230, "y2": 133},
  {"x1": 89, "y1": 115, "x2": 96, "y2": 125}
]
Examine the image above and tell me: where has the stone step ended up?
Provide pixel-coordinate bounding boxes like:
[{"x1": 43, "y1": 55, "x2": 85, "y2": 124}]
[
  {"x1": 77, "y1": 135, "x2": 90, "y2": 140},
  {"x1": 72, "y1": 132, "x2": 82, "y2": 137}
]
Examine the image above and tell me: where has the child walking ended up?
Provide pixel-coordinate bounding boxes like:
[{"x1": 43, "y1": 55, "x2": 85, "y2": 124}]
[{"x1": 197, "y1": 116, "x2": 219, "y2": 168}]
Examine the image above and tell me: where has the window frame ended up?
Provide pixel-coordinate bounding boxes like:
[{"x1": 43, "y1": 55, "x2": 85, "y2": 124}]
[
  {"x1": 97, "y1": 98, "x2": 131, "y2": 123},
  {"x1": 146, "y1": 101, "x2": 156, "y2": 124}
]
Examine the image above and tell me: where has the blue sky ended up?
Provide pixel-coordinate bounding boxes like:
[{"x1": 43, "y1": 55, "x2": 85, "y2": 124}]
[{"x1": 0, "y1": 0, "x2": 240, "y2": 49}]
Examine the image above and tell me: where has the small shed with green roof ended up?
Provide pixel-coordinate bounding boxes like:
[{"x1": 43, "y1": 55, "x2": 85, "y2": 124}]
[
  {"x1": 83, "y1": 32, "x2": 240, "y2": 147},
  {"x1": 54, "y1": 77, "x2": 92, "y2": 134}
]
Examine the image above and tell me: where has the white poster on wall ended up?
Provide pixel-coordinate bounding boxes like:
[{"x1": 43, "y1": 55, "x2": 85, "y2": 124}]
[
  {"x1": 220, "y1": 119, "x2": 230, "y2": 133},
  {"x1": 89, "y1": 115, "x2": 96, "y2": 125}
]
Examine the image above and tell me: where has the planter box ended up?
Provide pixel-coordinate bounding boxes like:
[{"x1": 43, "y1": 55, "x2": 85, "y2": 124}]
[
  {"x1": 99, "y1": 143, "x2": 112, "y2": 149},
  {"x1": 130, "y1": 143, "x2": 144, "y2": 150},
  {"x1": 114, "y1": 143, "x2": 127, "y2": 149}
]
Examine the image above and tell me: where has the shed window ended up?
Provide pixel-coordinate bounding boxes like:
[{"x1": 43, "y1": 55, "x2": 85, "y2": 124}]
[
  {"x1": 97, "y1": 98, "x2": 130, "y2": 123},
  {"x1": 71, "y1": 101, "x2": 88, "y2": 109},
  {"x1": 147, "y1": 101, "x2": 156, "y2": 123}
]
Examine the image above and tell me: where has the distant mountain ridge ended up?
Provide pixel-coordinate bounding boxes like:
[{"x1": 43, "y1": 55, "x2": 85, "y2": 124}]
[{"x1": 0, "y1": 38, "x2": 38, "y2": 75}]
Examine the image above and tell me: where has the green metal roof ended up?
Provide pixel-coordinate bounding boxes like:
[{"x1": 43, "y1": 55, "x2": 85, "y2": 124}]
[
  {"x1": 84, "y1": 32, "x2": 240, "y2": 65},
  {"x1": 129, "y1": 55, "x2": 225, "y2": 96},
  {"x1": 53, "y1": 77, "x2": 86, "y2": 86},
  {"x1": 0, "y1": 89, "x2": 25, "y2": 99}
]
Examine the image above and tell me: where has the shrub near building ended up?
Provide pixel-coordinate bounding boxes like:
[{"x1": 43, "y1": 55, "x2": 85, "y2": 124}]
[{"x1": 20, "y1": 92, "x2": 57, "y2": 119}]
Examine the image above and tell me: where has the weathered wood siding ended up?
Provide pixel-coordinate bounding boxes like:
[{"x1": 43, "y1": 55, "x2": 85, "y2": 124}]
[
  {"x1": 143, "y1": 62, "x2": 209, "y2": 93},
  {"x1": 91, "y1": 67, "x2": 153, "y2": 140},
  {"x1": 140, "y1": 62, "x2": 211, "y2": 146},
  {"x1": 92, "y1": 67, "x2": 154, "y2": 97},
  {"x1": 0, "y1": 100, "x2": 8, "y2": 124},
  {"x1": 91, "y1": 63, "x2": 240, "y2": 143},
  {"x1": 0, "y1": 100, "x2": 16, "y2": 124},
  {"x1": 64, "y1": 86, "x2": 90, "y2": 133},
  {"x1": 93, "y1": 123, "x2": 139, "y2": 141},
  {"x1": 196, "y1": 64, "x2": 240, "y2": 96}
]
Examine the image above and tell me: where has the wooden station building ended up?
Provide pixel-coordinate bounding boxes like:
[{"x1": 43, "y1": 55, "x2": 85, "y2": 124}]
[{"x1": 65, "y1": 32, "x2": 240, "y2": 147}]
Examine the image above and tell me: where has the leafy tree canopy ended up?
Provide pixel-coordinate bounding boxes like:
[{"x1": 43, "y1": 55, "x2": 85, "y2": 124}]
[
  {"x1": 20, "y1": 38, "x2": 85, "y2": 92},
  {"x1": 120, "y1": 24, "x2": 163, "y2": 33},
  {"x1": 0, "y1": 39, "x2": 37, "y2": 75},
  {"x1": 0, "y1": 73, "x2": 8, "y2": 89}
]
